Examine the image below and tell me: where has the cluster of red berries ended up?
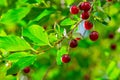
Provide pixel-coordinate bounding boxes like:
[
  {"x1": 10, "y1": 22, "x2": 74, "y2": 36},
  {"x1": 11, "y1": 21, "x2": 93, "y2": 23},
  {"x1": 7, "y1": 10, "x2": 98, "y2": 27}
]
[
  {"x1": 108, "y1": 33, "x2": 117, "y2": 50},
  {"x1": 70, "y1": 2, "x2": 99, "y2": 41},
  {"x1": 70, "y1": 2, "x2": 91, "y2": 19},
  {"x1": 61, "y1": 2, "x2": 100, "y2": 64}
]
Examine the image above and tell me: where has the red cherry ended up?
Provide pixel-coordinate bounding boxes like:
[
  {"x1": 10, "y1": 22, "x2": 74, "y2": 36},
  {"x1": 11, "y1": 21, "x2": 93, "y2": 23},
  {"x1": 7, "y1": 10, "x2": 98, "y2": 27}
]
[
  {"x1": 70, "y1": 5, "x2": 79, "y2": 14},
  {"x1": 89, "y1": 31, "x2": 99, "y2": 41},
  {"x1": 110, "y1": 44, "x2": 116, "y2": 50},
  {"x1": 69, "y1": 39, "x2": 78, "y2": 48},
  {"x1": 81, "y1": 12, "x2": 90, "y2": 20},
  {"x1": 23, "y1": 67, "x2": 30, "y2": 73},
  {"x1": 108, "y1": 33, "x2": 114, "y2": 39},
  {"x1": 61, "y1": 54, "x2": 71, "y2": 63},
  {"x1": 75, "y1": 38, "x2": 81, "y2": 41},
  {"x1": 79, "y1": 2, "x2": 91, "y2": 12},
  {"x1": 84, "y1": 21, "x2": 93, "y2": 30}
]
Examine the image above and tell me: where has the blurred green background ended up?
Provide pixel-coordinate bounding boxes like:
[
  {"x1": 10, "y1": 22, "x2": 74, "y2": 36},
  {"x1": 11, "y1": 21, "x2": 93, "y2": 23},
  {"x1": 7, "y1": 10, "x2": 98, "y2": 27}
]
[{"x1": 0, "y1": 0, "x2": 120, "y2": 80}]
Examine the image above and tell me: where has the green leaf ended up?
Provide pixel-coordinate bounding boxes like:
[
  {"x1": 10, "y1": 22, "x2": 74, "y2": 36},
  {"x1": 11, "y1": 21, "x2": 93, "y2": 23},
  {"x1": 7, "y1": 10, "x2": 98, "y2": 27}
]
[
  {"x1": 48, "y1": 33, "x2": 57, "y2": 43},
  {"x1": 65, "y1": 0, "x2": 75, "y2": 5},
  {"x1": 94, "y1": 12, "x2": 110, "y2": 24},
  {"x1": 0, "y1": 0, "x2": 7, "y2": 7},
  {"x1": 23, "y1": 25, "x2": 51, "y2": 46},
  {"x1": 0, "y1": 7, "x2": 31, "y2": 24},
  {"x1": 60, "y1": 18, "x2": 76, "y2": 26},
  {"x1": 109, "y1": 68, "x2": 120, "y2": 80},
  {"x1": 35, "y1": 0, "x2": 43, "y2": 3},
  {"x1": 56, "y1": 46, "x2": 67, "y2": 65},
  {"x1": 6, "y1": 52, "x2": 31, "y2": 61},
  {"x1": 0, "y1": 28, "x2": 7, "y2": 36},
  {"x1": 7, "y1": 55, "x2": 36, "y2": 75},
  {"x1": 106, "y1": 61, "x2": 116, "y2": 75},
  {"x1": 0, "y1": 36, "x2": 31, "y2": 51},
  {"x1": 33, "y1": 9, "x2": 54, "y2": 21}
]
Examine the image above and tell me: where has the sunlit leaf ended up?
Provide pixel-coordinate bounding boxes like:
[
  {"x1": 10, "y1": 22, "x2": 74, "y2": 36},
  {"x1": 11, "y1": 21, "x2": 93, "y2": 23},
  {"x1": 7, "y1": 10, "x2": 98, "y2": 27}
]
[
  {"x1": 0, "y1": 7, "x2": 31, "y2": 24},
  {"x1": 0, "y1": 36, "x2": 31, "y2": 51},
  {"x1": 60, "y1": 18, "x2": 76, "y2": 26},
  {"x1": 23, "y1": 25, "x2": 51, "y2": 46}
]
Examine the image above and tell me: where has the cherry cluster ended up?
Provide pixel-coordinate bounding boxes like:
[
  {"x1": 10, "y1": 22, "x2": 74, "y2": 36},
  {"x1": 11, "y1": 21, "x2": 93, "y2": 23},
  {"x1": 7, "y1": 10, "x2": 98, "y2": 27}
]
[{"x1": 61, "y1": 2, "x2": 100, "y2": 64}]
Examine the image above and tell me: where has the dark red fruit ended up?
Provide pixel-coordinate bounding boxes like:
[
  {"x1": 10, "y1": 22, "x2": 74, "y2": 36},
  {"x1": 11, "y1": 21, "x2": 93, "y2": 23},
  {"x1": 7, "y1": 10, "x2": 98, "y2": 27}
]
[
  {"x1": 70, "y1": 5, "x2": 79, "y2": 14},
  {"x1": 81, "y1": 12, "x2": 90, "y2": 20},
  {"x1": 23, "y1": 67, "x2": 30, "y2": 73},
  {"x1": 84, "y1": 21, "x2": 93, "y2": 30},
  {"x1": 79, "y1": 2, "x2": 91, "y2": 12},
  {"x1": 108, "y1": 33, "x2": 114, "y2": 39},
  {"x1": 69, "y1": 39, "x2": 78, "y2": 48},
  {"x1": 61, "y1": 54, "x2": 71, "y2": 63},
  {"x1": 75, "y1": 38, "x2": 81, "y2": 41},
  {"x1": 89, "y1": 31, "x2": 99, "y2": 41},
  {"x1": 110, "y1": 44, "x2": 116, "y2": 50}
]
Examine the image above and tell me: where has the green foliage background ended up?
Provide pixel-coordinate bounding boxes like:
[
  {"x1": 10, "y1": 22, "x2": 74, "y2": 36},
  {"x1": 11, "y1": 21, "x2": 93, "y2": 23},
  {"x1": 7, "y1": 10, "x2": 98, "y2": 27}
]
[{"x1": 0, "y1": 0, "x2": 120, "y2": 80}]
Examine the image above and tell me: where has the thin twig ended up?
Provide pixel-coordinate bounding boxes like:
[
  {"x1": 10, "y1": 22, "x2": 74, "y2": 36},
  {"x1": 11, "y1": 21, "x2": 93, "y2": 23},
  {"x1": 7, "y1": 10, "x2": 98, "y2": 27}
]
[{"x1": 42, "y1": 61, "x2": 56, "y2": 80}]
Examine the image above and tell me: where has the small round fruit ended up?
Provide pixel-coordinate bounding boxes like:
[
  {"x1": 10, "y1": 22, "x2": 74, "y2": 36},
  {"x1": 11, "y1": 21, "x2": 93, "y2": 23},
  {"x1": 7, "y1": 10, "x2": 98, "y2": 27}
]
[
  {"x1": 81, "y1": 12, "x2": 90, "y2": 20},
  {"x1": 89, "y1": 31, "x2": 99, "y2": 41},
  {"x1": 79, "y1": 2, "x2": 91, "y2": 12},
  {"x1": 84, "y1": 21, "x2": 93, "y2": 30},
  {"x1": 110, "y1": 44, "x2": 116, "y2": 50},
  {"x1": 70, "y1": 5, "x2": 79, "y2": 14},
  {"x1": 61, "y1": 54, "x2": 71, "y2": 63},
  {"x1": 69, "y1": 39, "x2": 78, "y2": 48},
  {"x1": 75, "y1": 37, "x2": 81, "y2": 41},
  {"x1": 108, "y1": 33, "x2": 114, "y2": 39},
  {"x1": 23, "y1": 67, "x2": 30, "y2": 73}
]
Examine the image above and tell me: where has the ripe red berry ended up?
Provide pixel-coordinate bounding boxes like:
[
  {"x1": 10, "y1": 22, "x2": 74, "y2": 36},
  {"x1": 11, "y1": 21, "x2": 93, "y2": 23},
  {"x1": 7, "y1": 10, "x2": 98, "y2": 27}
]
[
  {"x1": 69, "y1": 39, "x2": 78, "y2": 48},
  {"x1": 89, "y1": 31, "x2": 99, "y2": 41},
  {"x1": 70, "y1": 5, "x2": 79, "y2": 14},
  {"x1": 61, "y1": 54, "x2": 71, "y2": 63},
  {"x1": 110, "y1": 44, "x2": 116, "y2": 50},
  {"x1": 84, "y1": 21, "x2": 93, "y2": 30},
  {"x1": 108, "y1": 33, "x2": 114, "y2": 39},
  {"x1": 23, "y1": 67, "x2": 30, "y2": 73},
  {"x1": 81, "y1": 12, "x2": 90, "y2": 20},
  {"x1": 79, "y1": 2, "x2": 91, "y2": 12},
  {"x1": 75, "y1": 37, "x2": 81, "y2": 41}
]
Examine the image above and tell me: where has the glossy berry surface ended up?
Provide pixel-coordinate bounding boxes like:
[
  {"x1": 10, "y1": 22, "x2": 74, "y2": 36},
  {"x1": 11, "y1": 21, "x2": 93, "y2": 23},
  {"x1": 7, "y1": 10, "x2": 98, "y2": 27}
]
[
  {"x1": 61, "y1": 54, "x2": 71, "y2": 63},
  {"x1": 84, "y1": 21, "x2": 93, "y2": 30},
  {"x1": 81, "y1": 12, "x2": 90, "y2": 20},
  {"x1": 110, "y1": 44, "x2": 116, "y2": 50},
  {"x1": 75, "y1": 37, "x2": 81, "y2": 41},
  {"x1": 79, "y1": 2, "x2": 91, "y2": 12},
  {"x1": 23, "y1": 67, "x2": 30, "y2": 73},
  {"x1": 89, "y1": 31, "x2": 99, "y2": 41},
  {"x1": 108, "y1": 33, "x2": 114, "y2": 39},
  {"x1": 70, "y1": 5, "x2": 79, "y2": 14},
  {"x1": 69, "y1": 39, "x2": 78, "y2": 48}
]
